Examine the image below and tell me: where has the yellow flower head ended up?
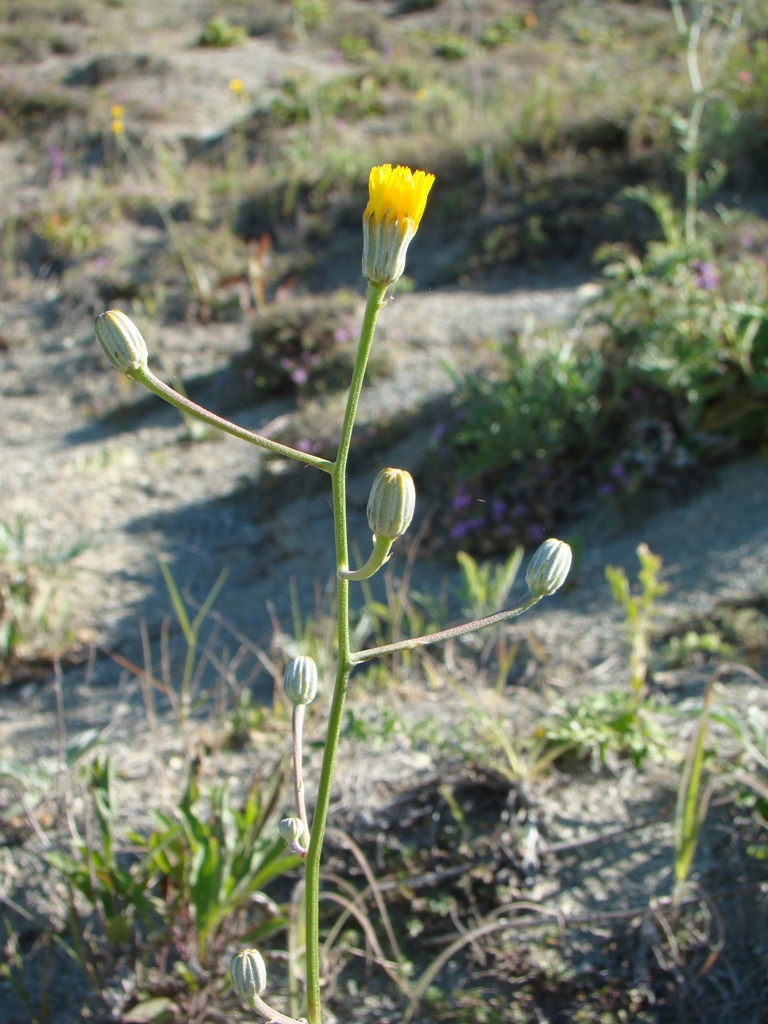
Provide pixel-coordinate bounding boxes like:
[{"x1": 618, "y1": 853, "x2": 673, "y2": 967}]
[
  {"x1": 364, "y1": 164, "x2": 434, "y2": 231},
  {"x1": 229, "y1": 77, "x2": 244, "y2": 96},
  {"x1": 362, "y1": 163, "x2": 435, "y2": 285},
  {"x1": 109, "y1": 104, "x2": 124, "y2": 119}
]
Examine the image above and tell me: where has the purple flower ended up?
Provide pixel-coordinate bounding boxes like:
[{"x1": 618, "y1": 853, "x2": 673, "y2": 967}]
[
  {"x1": 290, "y1": 366, "x2": 309, "y2": 385},
  {"x1": 451, "y1": 484, "x2": 472, "y2": 512},
  {"x1": 525, "y1": 523, "x2": 544, "y2": 543},
  {"x1": 48, "y1": 145, "x2": 63, "y2": 183},
  {"x1": 491, "y1": 498, "x2": 506, "y2": 522},
  {"x1": 691, "y1": 259, "x2": 719, "y2": 292},
  {"x1": 431, "y1": 422, "x2": 448, "y2": 443}
]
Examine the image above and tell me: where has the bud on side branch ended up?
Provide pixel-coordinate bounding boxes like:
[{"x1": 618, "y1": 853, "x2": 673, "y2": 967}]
[
  {"x1": 94, "y1": 310, "x2": 148, "y2": 377},
  {"x1": 525, "y1": 539, "x2": 572, "y2": 598},
  {"x1": 341, "y1": 468, "x2": 416, "y2": 581},
  {"x1": 279, "y1": 816, "x2": 307, "y2": 854},
  {"x1": 283, "y1": 656, "x2": 318, "y2": 706},
  {"x1": 367, "y1": 468, "x2": 416, "y2": 541},
  {"x1": 230, "y1": 948, "x2": 267, "y2": 1001}
]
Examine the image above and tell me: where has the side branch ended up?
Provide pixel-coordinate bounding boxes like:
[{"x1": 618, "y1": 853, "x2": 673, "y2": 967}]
[
  {"x1": 351, "y1": 592, "x2": 542, "y2": 664},
  {"x1": 134, "y1": 368, "x2": 334, "y2": 472}
]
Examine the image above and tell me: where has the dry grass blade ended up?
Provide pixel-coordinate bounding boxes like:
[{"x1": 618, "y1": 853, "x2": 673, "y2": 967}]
[
  {"x1": 326, "y1": 829, "x2": 407, "y2": 973},
  {"x1": 319, "y1": 890, "x2": 407, "y2": 992}
]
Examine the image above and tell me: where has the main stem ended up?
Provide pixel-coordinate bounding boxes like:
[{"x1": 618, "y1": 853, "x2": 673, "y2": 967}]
[{"x1": 303, "y1": 282, "x2": 388, "y2": 1024}]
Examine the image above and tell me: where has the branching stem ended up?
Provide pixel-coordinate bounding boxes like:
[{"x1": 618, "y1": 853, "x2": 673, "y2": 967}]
[{"x1": 303, "y1": 281, "x2": 388, "y2": 1024}]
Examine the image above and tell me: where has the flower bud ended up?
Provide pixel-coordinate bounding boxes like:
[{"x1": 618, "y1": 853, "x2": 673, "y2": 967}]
[
  {"x1": 279, "y1": 816, "x2": 306, "y2": 853},
  {"x1": 367, "y1": 468, "x2": 416, "y2": 541},
  {"x1": 94, "y1": 310, "x2": 148, "y2": 376},
  {"x1": 230, "y1": 948, "x2": 267, "y2": 1000},
  {"x1": 282, "y1": 656, "x2": 318, "y2": 706},
  {"x1": 525, "y1": 539, "x2": 572, "y2": 598}
]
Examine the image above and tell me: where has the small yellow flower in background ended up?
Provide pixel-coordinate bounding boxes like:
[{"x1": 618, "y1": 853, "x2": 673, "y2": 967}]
[
  {"x1": 362, "y1": 163, "x2": 435, "y2": 286},
  {"x1": 109, "y1": 104, "x2": 125, "y2": 136},
  {"x1": 229, "y1": 77, "x2": 244, "y2": 95}
]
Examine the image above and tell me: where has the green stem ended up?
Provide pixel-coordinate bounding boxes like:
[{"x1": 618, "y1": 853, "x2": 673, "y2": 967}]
[
  {"x1": 179, "y1": 631, "x2": 197, "y2": 723},
  {"x1": 292, "y1": 705, "x2": 310, "y2": 848},
  {"x1": 131, "y1": 367, "x2": 333, "y2": 472},
  {"x1": 338, "y1": 534, "x2": 393, "y2": 581},
  {"x1": 303, "y1": 281, "x2": 388, "y2": 1024}
]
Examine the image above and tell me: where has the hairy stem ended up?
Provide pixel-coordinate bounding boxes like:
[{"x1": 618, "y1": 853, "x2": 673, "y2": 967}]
[
  {"x1": 292, "y1": 705, "x2": 310, "y2": 848},
  {"x1": 352, "y1": 592, "x2": 542, "y2": 664},
  {"x1": 132, "y1": 367, "x2": 333, "y2": 472}
]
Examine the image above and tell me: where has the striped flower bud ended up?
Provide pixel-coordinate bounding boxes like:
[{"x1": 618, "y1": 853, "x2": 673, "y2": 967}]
[
  {"x1": 94, "y1": 310, "x2": 148, "y2": 376},
  {"x1": 230, "y1": 948, "x2": 267, "y2": 1001},
  {"x1": 279, "y1": 816, "x2": 307, "y2": 853},
  {"x1": 282, "y1": 656, "x2": 318, "y2": 706},
  {"x1": 367, "y1": 468, "x2": 416, "y2": 540},
  {"x1": 525, "y1": 539, "x2": 572, "y2": 598}
]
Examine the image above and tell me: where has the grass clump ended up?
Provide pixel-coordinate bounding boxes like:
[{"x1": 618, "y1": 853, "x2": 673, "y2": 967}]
[
  {"x1": 44, "y1": 752, "x2": 299, "y2": 1017},
  {"x1": 0, "y1": 82, "x2": 81, "y2": 140},
  {"x1": 0, "y1": 517, "x2": 82, "y2": 683}
]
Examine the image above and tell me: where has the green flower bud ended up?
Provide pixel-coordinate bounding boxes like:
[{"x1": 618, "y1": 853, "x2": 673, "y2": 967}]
[
  {"x1": 367, "y1": 468, "x2": 416, "y2": 541},
  {"x1": 282, "y1": 656, "x2": 318, "y2": 706},
  {"x1": 230, "y1": 948, "x2": 267, "y2": 1000},
  {"x1": 525, "y1": 539, "x2": 572, "y2": 598},
  {"x1": 94, "y1": 310, "x2": 149, "y2": 376},
  {"x1": 279, "y1": 816, "x2": 306, "y2": 853}
]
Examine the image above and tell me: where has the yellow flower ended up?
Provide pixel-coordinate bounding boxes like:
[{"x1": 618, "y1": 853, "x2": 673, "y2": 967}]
[
  {"x1": 362, "y1": 163, "x2": 435, "y2": 285},
  {"x1": 109, "y1": 104, "x2": 124, "y2": 119},
  {"x1": 111, "y1": 118, "x2": 124, "y2": 136},
  {"x1": 364, "y1": 164, "x2": 434, "y2": 232},
  {"x1": 229, "y1": 77, "x2": 244, "y2": 96}
]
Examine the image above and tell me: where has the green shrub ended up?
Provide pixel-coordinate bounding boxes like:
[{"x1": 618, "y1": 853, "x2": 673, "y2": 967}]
[
  {"x1": 595, "y1": 188, "x2": 768, "y2": 440},
  {"x1": 237, "y1": 291, "x2": 366, "y2": 397},
  {"x1": 197, "y1": 16, "x2": 247, "y2": 48},
  {"x1": 434, "y1": 333, "x2": 603, "y2": 550}
]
